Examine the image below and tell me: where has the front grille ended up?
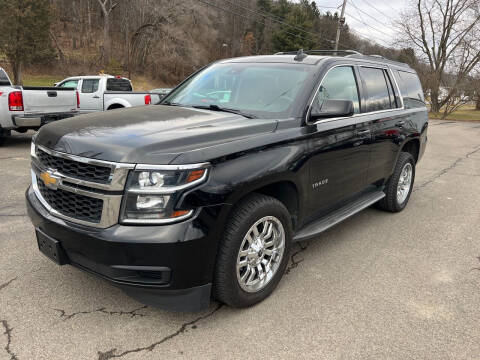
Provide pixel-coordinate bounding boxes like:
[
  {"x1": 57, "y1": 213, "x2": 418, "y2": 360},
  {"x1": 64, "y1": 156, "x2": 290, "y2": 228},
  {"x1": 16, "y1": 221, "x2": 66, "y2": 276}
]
[
  {"x1": 36, "y1": 148, "x2": 112, "y2": 184},
  {"x1": 37, "y1": 179, "x2": 103, "y2": 223}
]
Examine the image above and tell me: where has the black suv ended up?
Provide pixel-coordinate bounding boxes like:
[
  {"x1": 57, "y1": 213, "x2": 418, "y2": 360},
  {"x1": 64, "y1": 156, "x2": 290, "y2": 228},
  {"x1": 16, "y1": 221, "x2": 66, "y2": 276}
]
[{"x1": 26, "y1": 50, "x2": 428, "y2": 311}]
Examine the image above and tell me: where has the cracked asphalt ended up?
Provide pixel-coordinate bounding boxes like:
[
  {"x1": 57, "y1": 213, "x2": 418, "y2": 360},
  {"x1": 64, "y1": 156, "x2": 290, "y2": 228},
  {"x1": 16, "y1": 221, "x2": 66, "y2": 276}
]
[{"x1": 1, "y1": 120, "x2": 480, "y2": 359}]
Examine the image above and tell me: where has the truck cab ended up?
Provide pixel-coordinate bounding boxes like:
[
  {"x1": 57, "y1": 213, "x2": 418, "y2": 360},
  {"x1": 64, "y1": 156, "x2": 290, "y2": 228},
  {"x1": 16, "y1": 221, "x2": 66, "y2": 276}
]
[{"x1": 56, "y1": 75, "x2": 158, "y2": 113}]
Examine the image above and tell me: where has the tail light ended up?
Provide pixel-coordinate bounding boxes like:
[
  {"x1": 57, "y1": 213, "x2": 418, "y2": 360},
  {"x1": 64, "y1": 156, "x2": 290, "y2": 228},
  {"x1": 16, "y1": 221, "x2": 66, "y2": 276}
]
[
  {"x1": 8, "y1": 91, "x2": 23, "y2": 111},
  {"x1": 144, "y1": 94, "x2": 152, "y2": 105},
  {"x1": 76, "y1": 91, "x2": 80, "y2": 108}
]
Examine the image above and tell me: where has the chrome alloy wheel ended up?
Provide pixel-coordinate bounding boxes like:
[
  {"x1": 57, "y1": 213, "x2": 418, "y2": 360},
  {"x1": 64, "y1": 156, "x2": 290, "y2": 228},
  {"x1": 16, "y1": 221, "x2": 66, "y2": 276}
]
[
  {"x1": 236, "y1": 216, "x2": 286, "y2": 293},
  {"x1": 397, "y1": 162, "x2": 413, "y2": 204}
]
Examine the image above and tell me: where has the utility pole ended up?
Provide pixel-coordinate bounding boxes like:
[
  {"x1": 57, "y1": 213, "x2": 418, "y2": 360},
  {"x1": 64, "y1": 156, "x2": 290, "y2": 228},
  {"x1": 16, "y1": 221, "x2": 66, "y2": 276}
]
[{"x1": 334, "y1": 0, "x2": 347, "y2": 51}]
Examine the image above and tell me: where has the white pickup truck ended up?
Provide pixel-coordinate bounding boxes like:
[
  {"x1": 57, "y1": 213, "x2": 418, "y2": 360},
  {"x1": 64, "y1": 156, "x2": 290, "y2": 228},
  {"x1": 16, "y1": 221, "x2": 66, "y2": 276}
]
[
  {"x1": 0, "y1": 68, "x2": 78, "y2": 146},
  {"x1": 55, "y1": 75, "x2": 160, "y2": 113}
]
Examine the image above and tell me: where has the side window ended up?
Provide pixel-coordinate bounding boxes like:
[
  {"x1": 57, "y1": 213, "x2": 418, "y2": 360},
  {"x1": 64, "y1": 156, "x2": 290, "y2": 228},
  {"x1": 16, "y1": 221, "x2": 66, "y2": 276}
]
[
  {"x1": 395, "y1": 70, "x2": 425, "y2": 108},
  {"x1": 384, "y1": 71, "x2": 400, "y2": 109},
  {"x1": 0, "y1": 70, "x2": 11, "y2": 86},
  {"x1": 312, "y1": 66, "x2": 360, "y2": 114},
  {"x1": 107, "y1": 78, "x2": 133, "y2": 91},
  {"x1": 59, "y1": 80, "x2": 78, "y2": 88},
  {"x1": 81, "y1": 79, "x2": 100, "y2": 93},
  {"x1": 359, "y1": 67, "x2": 392, "y2": 112}
]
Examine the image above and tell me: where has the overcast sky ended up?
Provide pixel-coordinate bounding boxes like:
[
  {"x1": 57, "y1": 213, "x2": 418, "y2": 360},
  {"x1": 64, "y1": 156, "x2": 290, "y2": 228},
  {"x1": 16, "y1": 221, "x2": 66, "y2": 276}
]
[{"x1": 314, "y1": 0, "x2": 409, "y2": 47}]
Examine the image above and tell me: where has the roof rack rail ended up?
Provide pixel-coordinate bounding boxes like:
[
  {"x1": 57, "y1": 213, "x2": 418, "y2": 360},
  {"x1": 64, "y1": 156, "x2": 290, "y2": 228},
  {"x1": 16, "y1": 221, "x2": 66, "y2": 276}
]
[
  {"x1": 275, "y1": 49, "x2": 362, "y2": 56},
  {"x1": 273, "y1": 49, "x2": 411, "y2": 68}
]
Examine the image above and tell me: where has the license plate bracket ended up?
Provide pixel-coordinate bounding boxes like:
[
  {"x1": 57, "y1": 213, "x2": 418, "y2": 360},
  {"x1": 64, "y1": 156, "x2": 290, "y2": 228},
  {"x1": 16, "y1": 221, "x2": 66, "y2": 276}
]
[{"x1": 36, "y1": 229, "x2": 69, "y2": 265}]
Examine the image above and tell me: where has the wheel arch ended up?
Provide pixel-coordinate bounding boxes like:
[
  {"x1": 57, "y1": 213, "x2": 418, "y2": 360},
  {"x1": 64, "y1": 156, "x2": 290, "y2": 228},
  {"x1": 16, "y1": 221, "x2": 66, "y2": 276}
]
[{"x1": 401, "y1": 138, "x2": 420, "y2": 163}]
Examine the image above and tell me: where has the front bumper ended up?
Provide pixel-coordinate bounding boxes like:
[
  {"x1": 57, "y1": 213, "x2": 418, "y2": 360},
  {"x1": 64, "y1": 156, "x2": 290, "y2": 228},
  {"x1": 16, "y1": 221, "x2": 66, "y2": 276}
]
[{"x1": 26, "y1": 185, "x2": 220, "y2": 311}]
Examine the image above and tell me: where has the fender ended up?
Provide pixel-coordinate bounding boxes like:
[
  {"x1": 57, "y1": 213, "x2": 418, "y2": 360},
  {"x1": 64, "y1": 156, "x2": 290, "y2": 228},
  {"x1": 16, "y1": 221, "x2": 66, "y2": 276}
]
[{"x1": 104, "y1": 97, "x2": 131, "y2": 109}]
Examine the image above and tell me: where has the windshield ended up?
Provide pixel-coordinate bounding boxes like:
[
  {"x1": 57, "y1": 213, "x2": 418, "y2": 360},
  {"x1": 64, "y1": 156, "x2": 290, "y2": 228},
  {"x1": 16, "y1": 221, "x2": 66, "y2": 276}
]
[{"x1": 162, "y1": 63, "x2": 313, "y2": 119}]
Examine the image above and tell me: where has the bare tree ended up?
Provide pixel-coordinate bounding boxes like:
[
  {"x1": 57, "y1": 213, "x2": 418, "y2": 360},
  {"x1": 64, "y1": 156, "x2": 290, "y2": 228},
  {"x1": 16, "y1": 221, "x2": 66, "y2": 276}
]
[
  {"x1": 97, "y1": 0, "x2": 118, "y2": 63},
  {"x1": 398, "y1": 0, "x2": 480, "y2": 117}
]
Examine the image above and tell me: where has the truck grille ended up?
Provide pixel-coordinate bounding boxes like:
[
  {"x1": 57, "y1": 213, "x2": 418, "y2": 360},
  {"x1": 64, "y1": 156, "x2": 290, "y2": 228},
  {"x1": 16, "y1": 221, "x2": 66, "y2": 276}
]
[
  {"x1": 37, "y1": 178, "x2": 103, "y2": 223},
  {"x1": 36, "y1": 148, "x2": 112, "y2": 184}
]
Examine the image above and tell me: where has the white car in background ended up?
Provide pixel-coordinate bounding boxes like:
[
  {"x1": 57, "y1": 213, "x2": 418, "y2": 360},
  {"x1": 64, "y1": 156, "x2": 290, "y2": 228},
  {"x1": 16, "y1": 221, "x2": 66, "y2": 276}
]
[{"x1": 55, "y1": 75, "x2": 160, "y2": 113}]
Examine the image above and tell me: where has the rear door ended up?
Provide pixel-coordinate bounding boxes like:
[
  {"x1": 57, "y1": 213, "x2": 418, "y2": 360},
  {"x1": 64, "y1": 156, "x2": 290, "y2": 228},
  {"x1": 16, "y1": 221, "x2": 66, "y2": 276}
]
[
  {"x1": 357, "y1": 66, "x2": 405, "y2": 184},
  {"x1": 307, "y1": 65, "x2": 371, "y2": 217},
  {"x1": 79, "y1": 78, "x2": 102, "y2": 113}
]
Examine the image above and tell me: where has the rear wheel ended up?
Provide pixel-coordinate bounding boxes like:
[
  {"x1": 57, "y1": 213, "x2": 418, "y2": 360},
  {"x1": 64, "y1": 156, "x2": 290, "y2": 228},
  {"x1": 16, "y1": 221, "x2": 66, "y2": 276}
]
[
  {"x1": 214, "y1": 194, "x2": 292, "y2": 308},
  {"x1": 0, "y1": 126, "x2": 11, "y2": 146},
  {"x1": 377, "y1": 152, "x2": 415, "y2": 212}
]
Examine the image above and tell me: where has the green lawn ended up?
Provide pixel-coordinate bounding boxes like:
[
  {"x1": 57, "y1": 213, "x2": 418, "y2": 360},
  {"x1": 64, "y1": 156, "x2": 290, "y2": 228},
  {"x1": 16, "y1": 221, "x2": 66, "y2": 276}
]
[
  {"x1": 22, "y1": 74, "x2": 63, "y2": 87},
  {"x1": 429, "y1": 105, "x2": 480, "y2": 122}
]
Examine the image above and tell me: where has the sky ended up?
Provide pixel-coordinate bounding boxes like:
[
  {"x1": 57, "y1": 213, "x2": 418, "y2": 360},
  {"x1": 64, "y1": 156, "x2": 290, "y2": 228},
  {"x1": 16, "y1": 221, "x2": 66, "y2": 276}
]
[{"x1": 314, "y1": 0, "x2": 409, "y2": 48}]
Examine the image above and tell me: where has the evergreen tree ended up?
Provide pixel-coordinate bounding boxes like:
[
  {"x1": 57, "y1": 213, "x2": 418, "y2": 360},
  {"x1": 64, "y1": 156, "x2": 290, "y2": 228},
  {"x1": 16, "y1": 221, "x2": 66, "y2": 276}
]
[{"x1": 0, "y1": 0, "x2": 54, "y2": 84}]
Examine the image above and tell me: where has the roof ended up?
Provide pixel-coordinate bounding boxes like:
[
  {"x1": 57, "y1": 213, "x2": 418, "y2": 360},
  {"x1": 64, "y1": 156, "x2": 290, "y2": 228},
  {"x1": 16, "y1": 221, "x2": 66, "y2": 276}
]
[
  {"x1": 61, "y1": 75, "x2": 130, "y2": 80},
  {"x1": 220, "y1": 50, "x2": 411, "y2": 69}
]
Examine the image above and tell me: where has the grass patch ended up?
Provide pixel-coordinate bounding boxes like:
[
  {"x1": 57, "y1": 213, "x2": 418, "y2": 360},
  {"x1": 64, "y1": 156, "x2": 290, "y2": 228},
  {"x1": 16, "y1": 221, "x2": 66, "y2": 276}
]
[
  {"x1": 22, "y1": 74, "x2": 63, "y2": 87},
  {"x1": 429, "y1": 105, "x2": 480, "y2": 122}
]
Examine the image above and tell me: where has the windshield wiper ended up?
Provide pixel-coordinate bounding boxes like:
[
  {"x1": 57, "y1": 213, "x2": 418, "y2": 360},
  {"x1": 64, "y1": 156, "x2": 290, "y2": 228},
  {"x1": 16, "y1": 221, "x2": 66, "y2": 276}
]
[{"x1": 192, "y1": 104, "x2": 257, "y2": 119}]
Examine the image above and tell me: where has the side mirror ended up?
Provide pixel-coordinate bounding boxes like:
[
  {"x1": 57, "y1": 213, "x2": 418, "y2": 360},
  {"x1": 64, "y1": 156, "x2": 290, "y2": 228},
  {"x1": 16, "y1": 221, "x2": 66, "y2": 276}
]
[{"x1": 309, "y1": 99, "x2": 354, "y2": 121}]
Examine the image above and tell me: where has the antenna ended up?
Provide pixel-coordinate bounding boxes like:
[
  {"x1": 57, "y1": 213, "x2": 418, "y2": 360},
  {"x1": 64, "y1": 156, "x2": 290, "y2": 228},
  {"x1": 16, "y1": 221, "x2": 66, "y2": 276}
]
[{"x1": 294, "y1": 49, "x2": 308, "y2": 61}]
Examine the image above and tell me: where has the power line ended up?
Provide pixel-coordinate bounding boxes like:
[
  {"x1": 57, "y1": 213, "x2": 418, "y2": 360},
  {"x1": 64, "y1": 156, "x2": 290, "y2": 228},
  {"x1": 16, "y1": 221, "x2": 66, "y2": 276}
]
[
  {"x1": 357, "y1": 0, "x2": 396, "y2": 21},
  {"x1": 223, "y1": 0, "x2": 332, "y2": 47},
  {"x1": 200, "y1": 0, "x2": 350, "y2": 49},
  {"x1": 196, "y1": 0, "x2": 311, "y2": 42},
  {"x1": 345, "y1": 11, "x2": 392, "y2": 43},
  {"x1": 350, "y1": 0, "x2": 390, "y2": 28}
]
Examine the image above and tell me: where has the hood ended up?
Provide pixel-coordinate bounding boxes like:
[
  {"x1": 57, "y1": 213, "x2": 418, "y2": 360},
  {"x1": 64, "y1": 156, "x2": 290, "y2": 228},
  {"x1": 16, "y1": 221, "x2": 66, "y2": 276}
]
[{"x1": 35, "y1": 105, "x2": 278, "y2": 164}]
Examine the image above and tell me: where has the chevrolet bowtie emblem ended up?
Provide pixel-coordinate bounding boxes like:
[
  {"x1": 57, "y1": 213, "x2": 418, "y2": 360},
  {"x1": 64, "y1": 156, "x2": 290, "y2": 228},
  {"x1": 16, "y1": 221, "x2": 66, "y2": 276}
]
[{"x1": 39, "y1": 170, "x2": 59, "y2": 190}]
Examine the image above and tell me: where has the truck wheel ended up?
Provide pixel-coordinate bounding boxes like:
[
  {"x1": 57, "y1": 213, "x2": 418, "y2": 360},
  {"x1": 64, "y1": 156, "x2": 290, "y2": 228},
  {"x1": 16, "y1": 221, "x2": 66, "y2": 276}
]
[
  {"x1": 377, "y1": 152, "x2": 415, "y2": 212},
  {"x1": 0, "y1": 127, "x2": 11, "y2": 146},
  {"x1": 214, "y1": 194, "x2": 292, "y2": 308}
]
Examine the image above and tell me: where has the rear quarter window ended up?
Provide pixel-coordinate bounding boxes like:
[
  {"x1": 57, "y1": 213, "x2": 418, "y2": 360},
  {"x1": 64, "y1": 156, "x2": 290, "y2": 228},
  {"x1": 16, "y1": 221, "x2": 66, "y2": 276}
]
[
  {"x1": 107, "y1": 78, "x2": 132, "y2": 91},
  {"x1": 0, "y1": 70, "x2": 11, "y2": 86},
  {"x1": 395, "y1": 70, "x2": 425, "y2": 108}
]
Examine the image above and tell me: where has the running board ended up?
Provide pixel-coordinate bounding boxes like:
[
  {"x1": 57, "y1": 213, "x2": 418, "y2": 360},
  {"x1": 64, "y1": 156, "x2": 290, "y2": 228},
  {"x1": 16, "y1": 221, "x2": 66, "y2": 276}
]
[{"x1": 293, "y1": 190, "x2": 385, "y2": 242}]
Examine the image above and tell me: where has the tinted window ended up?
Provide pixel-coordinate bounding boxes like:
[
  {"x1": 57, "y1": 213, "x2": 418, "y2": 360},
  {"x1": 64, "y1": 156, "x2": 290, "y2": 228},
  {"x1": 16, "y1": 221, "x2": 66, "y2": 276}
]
[
  {"x1": 59, "y1": 80, "x2": 78, "y2": 88},
  {"x1": 107, "y1": 78, "x2": 132, "y2": 91},
  {"x1": 312, "y1": 66, "x2": 360, "y2": 114},
  {"x1": 81, "y1": 79, "x2": 100, "y2": 93},
  {"x1": 396, "y1": 71, "x2": 425, "y2": 107},
  {"x1": 359, "y1": 67, "x2": 392, "y2": 112},
  {"x1": 0, "y1": 69, "x2": 10, "y2": 86}
]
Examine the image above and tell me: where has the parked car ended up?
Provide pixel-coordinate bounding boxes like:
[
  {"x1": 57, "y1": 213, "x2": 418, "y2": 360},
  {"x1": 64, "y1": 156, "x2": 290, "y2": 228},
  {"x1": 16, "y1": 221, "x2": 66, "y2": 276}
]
[
  {"x1": 150, "y1": 88, "x2": 172, "y2": 102},
  {"x1": 0, "y1": 68, "x2": 78, "y2": 146},
  {"x1": 26, "y1": 50, "x2": 428, "y2": 311},
  {"x1": 55, "y1": 75, "x2": 160, "y2": 113}
]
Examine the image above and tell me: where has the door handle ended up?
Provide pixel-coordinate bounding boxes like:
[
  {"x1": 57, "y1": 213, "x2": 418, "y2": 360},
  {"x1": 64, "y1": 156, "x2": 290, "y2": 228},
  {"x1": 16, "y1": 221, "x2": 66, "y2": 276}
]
[
  {"x1": 92, "y1": 95, "x2": 100, "y2": 99},
  {"x1": 396, "y1": 120, "x2": 405, "y2": 127}
]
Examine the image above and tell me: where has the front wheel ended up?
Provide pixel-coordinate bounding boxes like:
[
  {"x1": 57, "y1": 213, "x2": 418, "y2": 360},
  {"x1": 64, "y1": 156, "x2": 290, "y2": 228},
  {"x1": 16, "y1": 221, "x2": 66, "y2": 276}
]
[
  {"x1": 377, "y1": 152, "x2": 416, "y2": 212},
  {"x1": 214, "y1": 194, "x2": 292, "y2": 308}
]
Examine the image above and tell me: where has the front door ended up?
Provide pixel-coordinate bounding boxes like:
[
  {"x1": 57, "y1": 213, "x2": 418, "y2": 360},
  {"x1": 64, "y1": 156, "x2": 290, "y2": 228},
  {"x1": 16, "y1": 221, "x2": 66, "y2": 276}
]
[
  {"x1": 307, "y1": 65, "x2": 371, "y2": 218},
  {"x1": 79, "y1": 78, "x2": 102, "y2": 113}
]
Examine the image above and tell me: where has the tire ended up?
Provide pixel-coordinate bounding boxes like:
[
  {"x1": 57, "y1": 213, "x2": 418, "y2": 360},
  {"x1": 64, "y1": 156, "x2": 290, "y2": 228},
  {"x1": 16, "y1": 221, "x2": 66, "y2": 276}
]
[
  {"x1": 214, "y1": 193, "x2": 293, "y2": 308},
  {"x1": 0, "y1": 126, "x2": 11, "y2": 146},
  {"x1": 377, "y1": 152, "x2": 416, "y2": 212}
]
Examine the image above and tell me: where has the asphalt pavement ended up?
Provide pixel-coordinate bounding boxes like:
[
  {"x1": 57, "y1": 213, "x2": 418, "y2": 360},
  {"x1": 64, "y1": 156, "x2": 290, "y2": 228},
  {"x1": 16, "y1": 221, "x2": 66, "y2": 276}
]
[{"x1": 0, "y1": 120, "x2": 479, "y2": 359}]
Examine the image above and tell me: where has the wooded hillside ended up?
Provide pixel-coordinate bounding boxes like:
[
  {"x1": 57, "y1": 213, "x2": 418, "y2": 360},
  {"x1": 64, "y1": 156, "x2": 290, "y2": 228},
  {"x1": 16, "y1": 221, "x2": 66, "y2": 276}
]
[{"x1": 0, "y1": 0, "x2": 417, "y2": 87}]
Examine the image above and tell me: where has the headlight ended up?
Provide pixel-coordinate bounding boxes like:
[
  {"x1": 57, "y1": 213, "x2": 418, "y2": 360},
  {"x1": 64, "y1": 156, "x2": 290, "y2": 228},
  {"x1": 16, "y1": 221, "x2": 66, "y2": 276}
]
[{"x1": 120, "y1": 166, "x2": 208, "y2": 224}]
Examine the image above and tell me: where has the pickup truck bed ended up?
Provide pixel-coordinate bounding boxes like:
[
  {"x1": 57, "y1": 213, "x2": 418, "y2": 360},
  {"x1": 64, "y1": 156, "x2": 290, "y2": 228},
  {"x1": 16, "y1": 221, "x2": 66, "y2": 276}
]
[{"x1": 0, "y1": 68, "x2": 78, "y2": 145}]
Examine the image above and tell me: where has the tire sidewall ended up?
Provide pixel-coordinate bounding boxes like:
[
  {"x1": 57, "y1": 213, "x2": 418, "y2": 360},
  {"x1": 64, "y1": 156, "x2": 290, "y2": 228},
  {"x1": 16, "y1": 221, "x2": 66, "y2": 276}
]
[
  {"x1": 219, "y1": 198, "x2": 293, "y2": 307},
  {"x1": 392, "y1": 153, "x2": 415, "y2": 211}
]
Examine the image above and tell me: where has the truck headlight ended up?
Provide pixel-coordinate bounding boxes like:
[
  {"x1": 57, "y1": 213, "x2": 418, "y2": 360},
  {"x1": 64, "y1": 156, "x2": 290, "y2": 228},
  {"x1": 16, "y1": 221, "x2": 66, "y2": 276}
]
[{"x1": 120, "y1": 167, "x2": 208, "y2": 224}]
